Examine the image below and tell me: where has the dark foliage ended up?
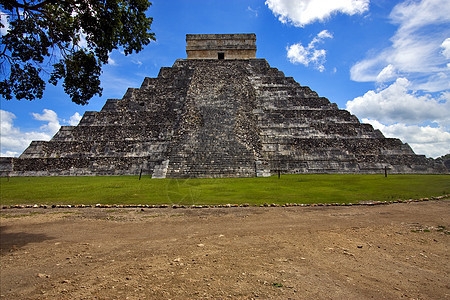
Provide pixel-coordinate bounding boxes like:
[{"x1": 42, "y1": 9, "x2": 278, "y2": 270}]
[{"x1": 0, "y1": 0, "x2": 155, "y2": 105}]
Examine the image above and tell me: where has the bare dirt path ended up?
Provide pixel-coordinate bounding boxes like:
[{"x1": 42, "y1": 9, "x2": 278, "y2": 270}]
[{"x1": 1, "y1": 200, "x2": 449, "y2": 299}]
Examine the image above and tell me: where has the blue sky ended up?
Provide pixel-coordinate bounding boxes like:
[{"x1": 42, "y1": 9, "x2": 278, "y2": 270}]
[{"x1": 1, "y1": 0, "x2": 449, "y2": 158}]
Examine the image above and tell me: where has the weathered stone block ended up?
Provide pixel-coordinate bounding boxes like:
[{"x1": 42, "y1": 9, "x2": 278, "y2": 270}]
[{"x1": 186, "y1": 34, "x2": 256, "y2": 60}]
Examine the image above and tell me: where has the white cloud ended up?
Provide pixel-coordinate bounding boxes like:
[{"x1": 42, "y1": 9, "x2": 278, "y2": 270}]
[
  {"x1": 108, "y1": 56, "x2": 117, "y2": 66},
  {"x1": 287, "y1": 30, "x2": 333, "y2": 71},
  {"x1": 390, "y1": 0, "x2": 449, "y2": 31},
  {"x1": 265, "y1": 0, "x2": 369, "y2": 27},
  {"x1": 75, "y1": 30, "x2": 88, "y2": 49},
  {"x1": 346, "y1": 78, "x2": 450, "y2": 125},
  {"x1": 131, "y1": 59, "x2": 143, "y2": 67},
  {"x1": 346, "y1": 79, "x2": 450, "y2": 158},
  {"x1": 1, "y1": 110, "x2": 15, "y2": 134},
  {"x1": 376, "y1": 64, "x2": 397, "y2": 82},
  {"x1": 414, "y1": 71, "x2": 450, "y2": 92},
  {"x1": 32, "y1": 109, "x2": 61, "y2": 136},
  {"x1": 363, "y1": 119, "x2": 450, "y2": 158},
  {"x1": 1, "y1": 109, "x2": 84, "y2": 157},
  {"x1": 1, "y1": 151, "x2": 20, "y2": 157},
  {"x1": 0, "y1": 109, "x2": 84, "y2": 157},
  {"x1": 316, "y1": 29, "x2": 333, "y2": 39},
  {"x1": 287, "y1": 43, "x2": 310, "y2": 65},
  {"x1": 0, "y1": 10, "x2": 10, "y2": 35},
  {"x1": 247, "y1": 6, "x2": 258, "y2": 17},
  {"x1": 68, "y1": 112, "x2": 82, "y2": 126},
  {"x1": 0, "y1": 110, "x2": 54, "y2": 157},
  {"x1": 350, "y1": 0, "x2": 450, "y2": 92},
  {"x1": 441, "y1": 38, "x2": 450, "y2": 59}
]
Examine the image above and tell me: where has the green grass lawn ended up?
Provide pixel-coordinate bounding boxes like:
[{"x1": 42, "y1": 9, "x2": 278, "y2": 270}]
[{"x1": 0, "y1": 174, "x2": 449, "y2": 206}]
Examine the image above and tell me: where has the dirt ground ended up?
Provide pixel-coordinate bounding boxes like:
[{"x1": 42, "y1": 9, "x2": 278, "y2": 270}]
[{"x1": 1, "y1": 200, "x2": 449, "y2": 299}]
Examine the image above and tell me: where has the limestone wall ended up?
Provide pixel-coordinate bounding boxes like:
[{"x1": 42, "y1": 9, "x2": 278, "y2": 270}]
[{"x1": 186, "y1": 34, "x2": 256, "y2": 59}]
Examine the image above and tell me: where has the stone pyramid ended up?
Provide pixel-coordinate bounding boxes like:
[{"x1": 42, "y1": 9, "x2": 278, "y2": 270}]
[{"x1": 1, "y1": 34, "x2": 447, "y2": 177}]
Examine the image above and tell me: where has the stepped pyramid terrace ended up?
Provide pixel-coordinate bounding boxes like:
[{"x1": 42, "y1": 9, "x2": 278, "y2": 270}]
[{"x1": 1, "y1": 33, "x2": 447, "y2": 177}]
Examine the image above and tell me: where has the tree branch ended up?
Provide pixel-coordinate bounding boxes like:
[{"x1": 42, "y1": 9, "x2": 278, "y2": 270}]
[{"x1": 4, "y1": 0, "x2": 56, "y2": 13}]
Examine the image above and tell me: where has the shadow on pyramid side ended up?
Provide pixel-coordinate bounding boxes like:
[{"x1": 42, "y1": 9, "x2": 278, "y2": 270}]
[{"x1": 1, "y1": 34, "x2": 447, "y2": 177}]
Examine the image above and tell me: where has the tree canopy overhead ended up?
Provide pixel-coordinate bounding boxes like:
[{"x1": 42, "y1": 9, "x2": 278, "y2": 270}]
[{"x1": 0, "y1": 0, "x2": 155, "y2": 105}]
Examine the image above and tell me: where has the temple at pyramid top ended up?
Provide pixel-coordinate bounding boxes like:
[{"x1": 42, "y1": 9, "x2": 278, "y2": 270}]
[{"x1": 186, "y1": 33, "x2": 256, "y2": 60}]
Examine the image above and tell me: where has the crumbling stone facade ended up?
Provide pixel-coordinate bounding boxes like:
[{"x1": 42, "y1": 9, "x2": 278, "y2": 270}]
[
  {"x1": 186, "y1": 34, "x2": 256, "y2": 60},
  {"x1": 1, "y1": 34, "x2": 447, "y2": 177}
]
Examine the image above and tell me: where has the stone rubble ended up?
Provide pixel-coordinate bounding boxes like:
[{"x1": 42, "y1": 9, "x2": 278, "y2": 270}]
[{"x1": 1, "y1": 194, "x2": 448, "y2": 210}]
